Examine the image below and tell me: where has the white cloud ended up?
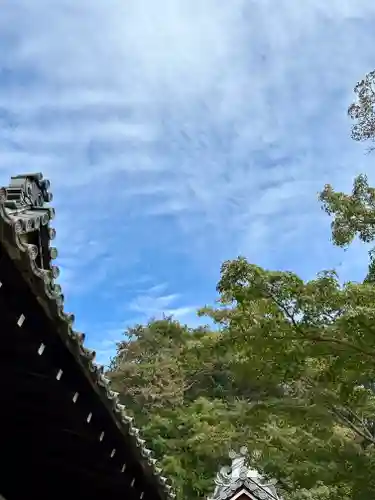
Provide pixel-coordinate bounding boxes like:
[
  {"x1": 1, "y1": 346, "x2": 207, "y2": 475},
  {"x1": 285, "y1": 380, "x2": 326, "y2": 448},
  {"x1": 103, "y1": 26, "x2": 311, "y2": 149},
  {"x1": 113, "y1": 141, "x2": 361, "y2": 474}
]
[
  {"x1": 86, "y1": 286, "x2": 202, "y2": 367},
  {"x1": 86, "y1": 326, "x2": 125, "y2": 368},
  {"x1": 1, "y1": 0, "x2": 375, "y2": 361},
  {"x1": 128, "y1": 284, "x2": 198, "y2": 320}
]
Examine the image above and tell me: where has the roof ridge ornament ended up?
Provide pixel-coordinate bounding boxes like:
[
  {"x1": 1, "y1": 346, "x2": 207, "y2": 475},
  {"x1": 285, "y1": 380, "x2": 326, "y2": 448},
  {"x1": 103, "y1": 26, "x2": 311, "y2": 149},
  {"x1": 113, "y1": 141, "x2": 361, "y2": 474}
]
[
  {"x1": 209, "y1": 446, "x2": 282, "y2": 500},
  {"x1": 3, "y1": 173, "x2": 52, "y2": 211},
  {"x1": 229, "y1": 446, "x2": 249, "y2": 479}
]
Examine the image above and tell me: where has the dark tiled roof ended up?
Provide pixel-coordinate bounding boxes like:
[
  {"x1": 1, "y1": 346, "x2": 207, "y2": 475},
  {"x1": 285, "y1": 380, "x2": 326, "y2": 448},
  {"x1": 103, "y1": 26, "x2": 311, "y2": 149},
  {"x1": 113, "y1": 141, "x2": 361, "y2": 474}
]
[
  {"x1": 0, "y1": 173, "x2": 174, "y2": 500},
  {"x1": 211, "y1": 476, "x2": 278, "y2": 500}
]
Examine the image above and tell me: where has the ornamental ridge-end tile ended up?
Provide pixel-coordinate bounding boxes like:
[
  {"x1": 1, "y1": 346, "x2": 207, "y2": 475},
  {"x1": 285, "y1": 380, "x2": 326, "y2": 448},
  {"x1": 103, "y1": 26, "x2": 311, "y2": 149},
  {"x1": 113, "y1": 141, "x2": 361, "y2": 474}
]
[
  {"x1": 122, "y1": 414, "x2": 133, "y2": 422},
  {"x1": 136, "y1": 437, "x2": 146, "y2": 447},
  {"x1": 95, "y1": 364, "x2": 105, "y2": 375},
  {"x1": 129, "y1": 426, "x2": 140, "y2": 437},
  {"x1": 142, "y1": 448, "x2": 152, "y2": 458},
  {"x1": 82, "y1": 347, "x2": 96, "y2": 361},
  {"x1": 65, "y1": 313, "x2": 75, "y2": 325},
  {"x1": 26, "y1": 243, "x2": 38, "y2": 260},
  {"x1": 51, "y1": 265, "x2": 60, "y2": 279},
  {"x1": 98, "y1": 375, "x2": 111, "y2": 387},
  {"x1": 49, "y1": 247, "x2": 58, "y2": 260}
]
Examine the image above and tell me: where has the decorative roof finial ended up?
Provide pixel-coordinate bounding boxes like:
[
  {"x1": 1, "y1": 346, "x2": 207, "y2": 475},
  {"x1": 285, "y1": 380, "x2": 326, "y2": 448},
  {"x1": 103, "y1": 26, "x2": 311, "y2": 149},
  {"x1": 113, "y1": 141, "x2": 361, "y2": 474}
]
[
  {"x1": 209, "y1": 446, "x2": 283, "y2": 500},
  {"x1": 2, "y1": 173, "x2": 52, "y2": 211},
  {"x1": 229, "y1": 447, "x2": 248, "y2": 479}
]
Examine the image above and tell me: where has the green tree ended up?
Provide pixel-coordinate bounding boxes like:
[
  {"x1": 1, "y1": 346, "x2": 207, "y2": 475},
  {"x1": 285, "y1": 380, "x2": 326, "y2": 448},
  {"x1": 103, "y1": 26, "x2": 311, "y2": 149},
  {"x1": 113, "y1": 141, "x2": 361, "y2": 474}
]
[
  {"x1": 319, "y1": 174, "x2": 375, "y2": 282},
  {"x1": 348, "y1": 70, "x2": 375, "y2": 147},
  {"x1": 107, "y1": 316, "x2": 355, "y2": 500},
  {"x1": 201, "y1": 257, "x2": 375, "y2": 499},
  {"x1": 107, "y1": 318, "x2": 245, "y2": 499},
  {"x1": 319, "y1": 70, "x2": 375, "y2": 280}
]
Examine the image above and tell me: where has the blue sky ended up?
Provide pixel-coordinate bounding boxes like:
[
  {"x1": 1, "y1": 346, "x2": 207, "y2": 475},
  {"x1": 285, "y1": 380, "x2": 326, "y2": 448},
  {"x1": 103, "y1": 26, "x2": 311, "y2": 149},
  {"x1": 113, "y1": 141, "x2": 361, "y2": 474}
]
[{"x1": 1, "y1": 0, "x2": 375, "y2": 365}]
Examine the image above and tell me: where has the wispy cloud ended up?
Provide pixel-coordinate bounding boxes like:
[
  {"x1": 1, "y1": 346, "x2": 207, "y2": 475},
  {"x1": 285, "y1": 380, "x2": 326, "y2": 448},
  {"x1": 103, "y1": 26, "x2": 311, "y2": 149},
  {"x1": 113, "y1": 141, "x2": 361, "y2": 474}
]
[
  {"x1": 87, "y1": 284, "x2": 201, "y2": 367},
  {"x1": 129, "y1": 284, "x2": 198, "y2": 321},
  {"x1": 1, "y1": 0, "x2": 375, "y2": 361},
  {"x1": 85, "y1": 325, "x2": 126, "y2": 368}
]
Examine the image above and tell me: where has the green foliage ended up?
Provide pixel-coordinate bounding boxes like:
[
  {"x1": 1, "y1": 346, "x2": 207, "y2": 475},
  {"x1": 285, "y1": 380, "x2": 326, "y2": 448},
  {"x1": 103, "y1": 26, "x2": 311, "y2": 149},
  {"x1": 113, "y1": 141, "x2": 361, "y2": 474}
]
[
  {"x1": 107, "y1": 314, "x2": 359, "y2": 500},
  {"x1": 319, "y1": 174, "x2": 375, "y2": 282},
  {"x1": 348, "y1": 70, "x2": 375, "y2": 145},
  {"x1": 324, "y1": 70, "x2": 375, "y2": 280},
  {"x1": 108, "y1": 317, "x2": 306, "y2": 499},
  {"x1": 202, "y1": 256, "x2": 375, "y2": 499},
  {"x1": 107, "y1": 317, "x2": 243, "y2": 499}
]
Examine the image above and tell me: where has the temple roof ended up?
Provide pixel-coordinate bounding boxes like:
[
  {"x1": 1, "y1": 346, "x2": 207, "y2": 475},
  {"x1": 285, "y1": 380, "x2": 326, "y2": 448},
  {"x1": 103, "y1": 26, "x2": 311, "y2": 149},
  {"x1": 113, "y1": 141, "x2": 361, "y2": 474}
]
[
  {"x1": 0, "y1": 173, "x2": 174, "y2": 500},
  {"x1": 209, "y1": 447, "x2": 282, "y2": 500}
]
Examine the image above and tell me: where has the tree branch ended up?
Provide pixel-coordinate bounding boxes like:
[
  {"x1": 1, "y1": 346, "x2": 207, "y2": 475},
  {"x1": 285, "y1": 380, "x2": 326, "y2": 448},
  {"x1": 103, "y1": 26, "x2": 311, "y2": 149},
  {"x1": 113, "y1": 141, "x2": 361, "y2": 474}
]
[
  {"x1": 264, "y1": 288, "x2": 375, "y2": 359},
  {"x1": 329, "y1": 406, "x2": 375, "y2": 444}
]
